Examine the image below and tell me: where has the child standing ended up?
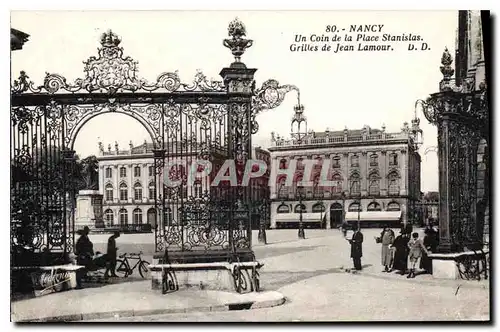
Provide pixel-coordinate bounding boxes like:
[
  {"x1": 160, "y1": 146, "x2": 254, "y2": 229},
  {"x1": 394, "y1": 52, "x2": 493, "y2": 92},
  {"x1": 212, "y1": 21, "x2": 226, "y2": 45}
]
[{"x1": 407, "y1": 232, "x2": 429, "y2": 278}]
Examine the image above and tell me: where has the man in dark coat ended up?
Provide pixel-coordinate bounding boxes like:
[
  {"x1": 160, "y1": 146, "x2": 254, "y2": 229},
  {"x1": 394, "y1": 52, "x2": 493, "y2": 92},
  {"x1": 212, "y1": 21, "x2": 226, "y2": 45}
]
[
  {"x1": 348, "y1": 226, "x2": 364, "y2": 270},
  {"x1": 75, "y1": 226, "x2": 94, "y2": 288},
  {"x1": 104, "y1": 231, "x2": 120, "y2": 278}
]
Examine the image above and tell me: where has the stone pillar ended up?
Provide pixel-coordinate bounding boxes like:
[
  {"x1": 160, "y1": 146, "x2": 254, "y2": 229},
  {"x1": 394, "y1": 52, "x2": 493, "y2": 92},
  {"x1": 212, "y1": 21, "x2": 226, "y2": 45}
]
[
  {"x1": 128, "y1": 164, "x2": 133, "y2": 204},
  {"x1": 343, "y1": 152, "x2": 349, "y2": 194},
  {"x1": 400, "y1": 150, "x2": 407, "y2": 196},
  {"x1": 113, "y1": 165, "x2": 119, "y2": 203},
  {"x1": 270, "y1": 157, "x2": 278, "y2": 199},
  {"x1": 380, "y1": 151, "x2": 387, "y2": 196},
  {"x1": 360, "y1": 151, "x2": 367, "y2": 196},
  {"x1": 142, "y1": 163, "x2": 149, "y2": 203}
]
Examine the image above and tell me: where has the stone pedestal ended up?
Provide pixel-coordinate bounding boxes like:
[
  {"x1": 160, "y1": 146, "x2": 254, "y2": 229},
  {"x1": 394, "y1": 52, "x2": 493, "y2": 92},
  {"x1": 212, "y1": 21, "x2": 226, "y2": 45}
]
[
  {"x1": 150, "y1": 261, "x2": 262, "y2": 294},
  {"x1": 429, "y1": 250, "x2": 489, "y2": 280},
  {"x1": 151, "y1": 266, "x2": 236, "y2": 292},
  {"x1": 75, "y1": 190, "x2": 103, "y2": 230}
]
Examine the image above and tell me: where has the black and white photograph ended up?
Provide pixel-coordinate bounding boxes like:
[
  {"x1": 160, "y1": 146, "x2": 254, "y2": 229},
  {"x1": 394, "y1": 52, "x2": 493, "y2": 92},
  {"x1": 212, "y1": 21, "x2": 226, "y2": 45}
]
[{"x1": 9, "y1": 9, "x2": 491, "y2": 322}]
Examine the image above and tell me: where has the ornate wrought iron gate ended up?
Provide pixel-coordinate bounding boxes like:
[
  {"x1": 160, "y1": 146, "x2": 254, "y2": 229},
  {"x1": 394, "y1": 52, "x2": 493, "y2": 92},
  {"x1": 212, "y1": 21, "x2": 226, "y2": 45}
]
[{"x1": 11, "y1": 19, "x2": 297, "y2": 266}]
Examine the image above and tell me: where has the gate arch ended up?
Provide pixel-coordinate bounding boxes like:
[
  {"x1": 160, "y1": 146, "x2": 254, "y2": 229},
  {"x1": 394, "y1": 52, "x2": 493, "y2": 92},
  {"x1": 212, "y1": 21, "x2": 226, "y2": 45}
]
[
  {"x1": 66, "y1": 104, "x2": 162, "y2": 151},
  {"x1": 11, "y1": 19, "x2": 299, "y2": 265}
]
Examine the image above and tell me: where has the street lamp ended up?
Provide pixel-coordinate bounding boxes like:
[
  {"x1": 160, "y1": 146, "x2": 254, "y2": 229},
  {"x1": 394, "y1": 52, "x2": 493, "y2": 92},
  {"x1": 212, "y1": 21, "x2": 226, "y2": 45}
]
[{"x1": 297, "y1": 185, "x2": 305, "y2": 239}]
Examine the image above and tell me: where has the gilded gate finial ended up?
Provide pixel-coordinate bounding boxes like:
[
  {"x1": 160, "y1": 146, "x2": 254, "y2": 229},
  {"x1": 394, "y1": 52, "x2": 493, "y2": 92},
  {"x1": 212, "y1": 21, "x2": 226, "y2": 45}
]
[
  {"x1": 223, "y1": 18, "x2": 253, "y2": 63},
  {"x1": 440, "y1": 47, "x2": 454, "y2": 79}
]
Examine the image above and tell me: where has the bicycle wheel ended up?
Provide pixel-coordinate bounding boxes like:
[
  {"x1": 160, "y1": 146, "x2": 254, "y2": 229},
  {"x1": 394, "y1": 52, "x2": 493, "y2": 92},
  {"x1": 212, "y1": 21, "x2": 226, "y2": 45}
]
[
  {"x1": 115, "y1": 259, "x2": 129, "y2": 277},
  {"x1": 139, "y1": 261, "x2": 150, "y2": 279}
]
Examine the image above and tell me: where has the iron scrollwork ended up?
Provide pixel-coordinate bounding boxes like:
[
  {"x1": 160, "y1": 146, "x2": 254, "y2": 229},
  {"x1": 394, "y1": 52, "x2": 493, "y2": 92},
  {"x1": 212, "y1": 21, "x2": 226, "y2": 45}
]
[
  {"x1": 456, "y1": 250, "x2": 489, "y2": 281},
  {"x1": 416, "y1": 47, "x2": 489, "y2": 252},
  {"x1": 12, "y1": 19, "x2": 295, "y2": 268},
  {"x1": 12, "y1": 30, "x2": 225, "y2": 95},
  {"x1": 251, "y1": 79, "x2": 299, "y2": 134}
]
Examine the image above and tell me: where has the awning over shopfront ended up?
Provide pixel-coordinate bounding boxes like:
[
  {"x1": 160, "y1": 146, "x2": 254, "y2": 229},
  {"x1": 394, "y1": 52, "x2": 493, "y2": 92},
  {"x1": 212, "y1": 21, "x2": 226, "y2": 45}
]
[
  {"x1": 344, "y1": 211, "x2": 401, "y2": 222},
  {"x1": 275, "y1": 213, "x2": 326, "y2": 222}
]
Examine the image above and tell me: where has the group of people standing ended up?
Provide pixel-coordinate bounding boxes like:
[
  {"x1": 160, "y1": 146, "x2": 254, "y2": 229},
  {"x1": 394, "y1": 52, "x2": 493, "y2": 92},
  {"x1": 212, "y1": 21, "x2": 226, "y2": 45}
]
[
  {"x1": 345, "y1": 222, "x2": 439, "y2": 278},
  {"x1": 378, "y1": 224, "x2": 439, "y2": 278}
]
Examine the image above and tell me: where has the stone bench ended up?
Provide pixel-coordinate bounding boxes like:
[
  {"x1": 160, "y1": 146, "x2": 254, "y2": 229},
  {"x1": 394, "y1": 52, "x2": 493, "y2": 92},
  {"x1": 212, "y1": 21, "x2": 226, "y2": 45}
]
[
  {"x1": 429, "y1": 249, "x2": 489, "y2": 280},
  {"x1": 149, "y1": 261, "x2": 264, "y2": 294},
  {"x1": 12, "y1": 264, "x2": 85, "y2": 297}
]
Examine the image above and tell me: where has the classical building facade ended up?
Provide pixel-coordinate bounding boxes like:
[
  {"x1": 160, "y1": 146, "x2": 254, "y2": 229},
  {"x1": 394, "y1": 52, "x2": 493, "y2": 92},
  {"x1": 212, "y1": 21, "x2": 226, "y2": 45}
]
[
  {"x1": 268, "y1": 105, "x2": 422, "y2": 229},
  {"x1": 96, "y1": 141, "x2": 270, "y2": 230}
]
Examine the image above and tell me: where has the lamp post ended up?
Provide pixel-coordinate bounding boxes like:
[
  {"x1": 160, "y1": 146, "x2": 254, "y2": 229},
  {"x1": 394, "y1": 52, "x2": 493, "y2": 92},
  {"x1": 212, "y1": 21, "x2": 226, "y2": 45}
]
[{"x1": 297, "y1": 185, "x2": 305, "y2": 239}]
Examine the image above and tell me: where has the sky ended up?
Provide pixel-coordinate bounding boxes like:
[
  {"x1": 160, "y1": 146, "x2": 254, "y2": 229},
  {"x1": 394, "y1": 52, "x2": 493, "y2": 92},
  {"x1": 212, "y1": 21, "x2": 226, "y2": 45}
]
[{"x1": 10, "y1": 10, "x2": 459, "y2": 192}]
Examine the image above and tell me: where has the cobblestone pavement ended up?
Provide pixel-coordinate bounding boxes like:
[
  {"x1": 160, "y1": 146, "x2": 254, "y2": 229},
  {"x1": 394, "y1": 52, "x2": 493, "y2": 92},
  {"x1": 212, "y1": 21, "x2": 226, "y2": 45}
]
[{"x1": 86, "y1": 228, "x2": 490, "y2": 322}]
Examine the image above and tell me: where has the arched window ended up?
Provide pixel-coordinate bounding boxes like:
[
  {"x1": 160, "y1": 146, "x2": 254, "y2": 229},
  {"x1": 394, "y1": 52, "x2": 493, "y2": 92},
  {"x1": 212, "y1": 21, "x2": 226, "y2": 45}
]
[
  {"x1": 387, "y1": 202, "x2": 401, "y2": 211},
  {"x1": 296, "y1": 158, "x2": 304, "y2": 170},
  {"x1": 351, "y1": 154, "x2": 359, "y2": 167},
  {"x1": 104, "y1": 209, "x2": 114, "y2": 226},
  {"x1": 332, "y1": 156, "x2": 341, "y2": 168},
  {"x1": 119, "y1": 183, "x2": 128, "y2": 201},
  {"x1": 389, "y1": 153, "x2": 398, "y2": 166},
  {"x1": 134, "y1": 183, "x2": 143, "y2": 201},
  {"x1": 294, "y1": 204, "x2": 307, "y2": 213},
  {"x1": 134, "y1": 166, "x2": 141, "y2": 177},
  {"x1": 105, "y1": 167, "x2": 112, "y2": 178},
  {"x1": 314, "y1": 156, "x2": 323, "y2": 169},
  {"x1": 367, "y1": 202, "x2": 382, "y2": 211},
  {"x1": 388, "y1": 172, "x2": 400, "y2": 195},
  {"x1": 147, "y1": 208, "x2": 156, "y2": 227},
  {"x1": 279, "y1": 159, "x2": 287, "y2": 169},
  {"x1": 370, "y1": 154, "x2": 378, "y2": 166},
  {"x1": 332, "y1": 173, "x2": 343, "y2": 193},
  {"x1": 133, "y1": 208, "x2": 142, "y2": 224},
  {"x1": 120, "y1": 166, "x2": 127, "y2": 178},
  {"x1": 119, "y1": 208, "x2": 128, "y2": 226},
  {"x1": 312, "y1": 203, "x2": 325, "y2": 213},
  {"x1": 348, "y1": 202, "x2": 361, "y2": 212},
  {"x1": 148, "y1": 182, "x2": 156, "y2": 200},
  {"x1": 105, "y1": 184, "x2": 114, "y2": 202},
  {"x1": 164, "y1": 207, "x2": 173, "y2": 225},
  {"x1": 368, "y1": 172, "x2": 380, "y2": 196},
  {"x1": 313, "y1": 175, "x2": 323, "y2": 198},
  {"x1": 350, "y1": 173, "x2": 360, "y2": 195},
  {"x1": 277, "y1": 204, "x2": 290, "y2": 214},
  {"x1": 277, "y1": 176, "x2": 288, "y2": 199}
]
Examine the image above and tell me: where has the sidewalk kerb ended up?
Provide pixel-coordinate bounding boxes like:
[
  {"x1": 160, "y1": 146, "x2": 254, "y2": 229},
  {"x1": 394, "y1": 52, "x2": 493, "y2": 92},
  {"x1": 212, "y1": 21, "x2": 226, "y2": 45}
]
[{"x1": 14, "y1": 292, "x2": 286, "y2": 322}]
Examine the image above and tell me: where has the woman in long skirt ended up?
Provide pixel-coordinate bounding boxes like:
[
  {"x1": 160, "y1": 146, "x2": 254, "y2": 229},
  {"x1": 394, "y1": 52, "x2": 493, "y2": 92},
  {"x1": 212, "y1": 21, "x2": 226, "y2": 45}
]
[
  {"x1": 378, "y1": 227, "x2": 395, "y2": 272},
  {"x1": 391, "y1": 231, "x2": 410, "y2": 274}
]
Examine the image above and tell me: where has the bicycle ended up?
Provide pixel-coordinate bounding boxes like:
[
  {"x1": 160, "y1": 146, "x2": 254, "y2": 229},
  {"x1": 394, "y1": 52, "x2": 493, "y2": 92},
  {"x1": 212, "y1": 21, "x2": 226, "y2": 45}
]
[{"x1": 115, "y1": 251, "x2": 150, "y2": 278}]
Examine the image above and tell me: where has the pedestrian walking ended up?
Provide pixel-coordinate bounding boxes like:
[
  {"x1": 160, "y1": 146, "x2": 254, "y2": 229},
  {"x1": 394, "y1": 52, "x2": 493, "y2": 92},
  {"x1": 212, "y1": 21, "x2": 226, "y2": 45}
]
[
  {"x1": 348, "y1": 226, "x2": 364, "y2": 270},
  {"x1": 104, "y1": 231, "x2": 120, "y2": 278},
  {"x1": 341, "y1": 220, "x2": 349, "y2": 238},
  {"x1": 377, "y1": 226, "x2": 395, "y2": 272},
  {"x1": 391, "y1": 231, "x2": 410, "y2": 275},
  {"x1": 75, "y1": 226, "x2": 94, "y2": 288},
  {"x1": 407, "y1": 232, "x2": 429, "y2": 278}
]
